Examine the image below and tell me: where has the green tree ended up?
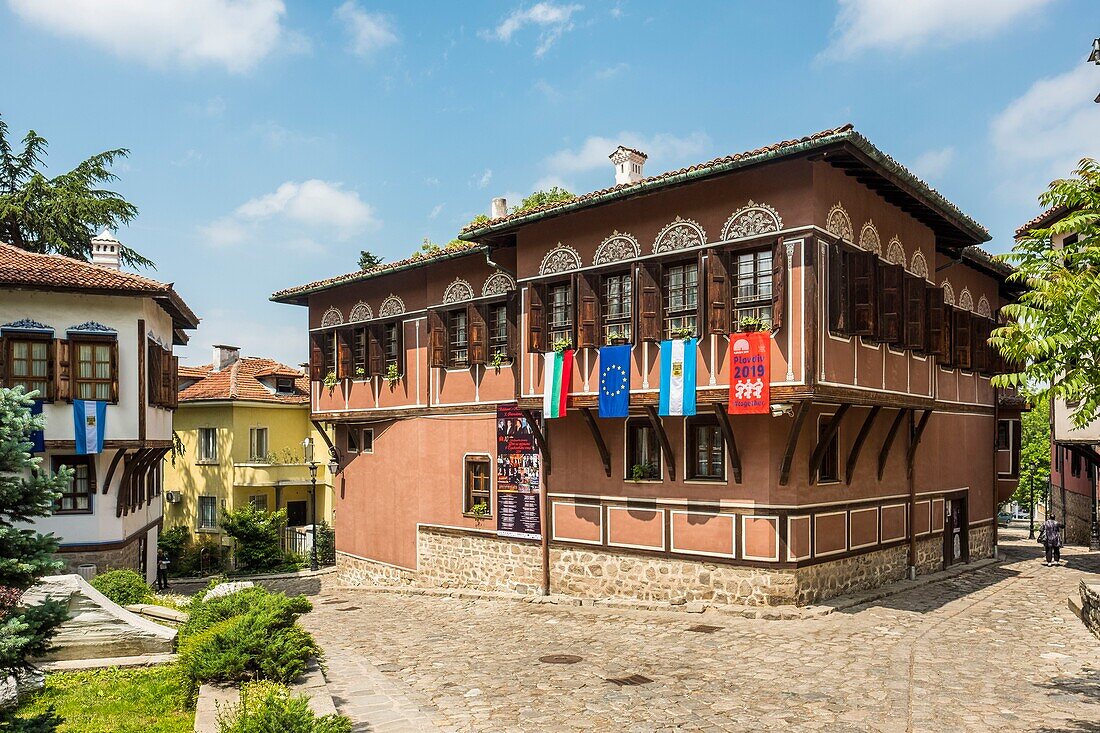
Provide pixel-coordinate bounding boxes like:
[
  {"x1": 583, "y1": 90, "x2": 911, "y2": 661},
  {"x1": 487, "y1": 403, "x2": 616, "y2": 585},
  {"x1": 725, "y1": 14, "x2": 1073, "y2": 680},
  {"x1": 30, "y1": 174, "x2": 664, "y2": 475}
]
[
  {"x1": 1009, "y1": 393, "x2": 1051, "y2": 514},
  {"x1": 358, "y1": 250, "x2": 383, "y2": 270},
  {"x1": 0, "y1": 387, "x2": 72, "y2": 731},
  {"x1": 0, "y1": 114, "x2": 150, "y2": 268},
  {"x1": 512, "y1": 187, "x2": 574, "y2": 214},
  {"x1": 220, "y1": 504, "x2": 288, "y2": 572},
  {"x1": 992, "y1": 158, "x2": 1100, "y2": 427}
]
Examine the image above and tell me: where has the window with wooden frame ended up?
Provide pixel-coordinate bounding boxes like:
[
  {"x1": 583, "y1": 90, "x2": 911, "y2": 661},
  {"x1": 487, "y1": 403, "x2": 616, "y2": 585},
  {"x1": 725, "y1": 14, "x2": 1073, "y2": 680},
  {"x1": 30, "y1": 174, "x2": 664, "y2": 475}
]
[
  {"x1": 249, "y1": 427, "x2": 268, "y2": 461},
  {"x1": 827, "y1": 243, "x2": 850, "y2": 336},
  {"x1": 383, "y1": 322, "x2": 401, "y2": 369},
  {"x1": 686, "y1": 416, "x2": 725, "y2": 481},
  {"x1": 817, "y1": 416, "x2": 840, "y2": 483},
  {"x1": 275, "y1": 376, "x2": 295, "y2": 394},
  {"x1": 626, "y1": 419, "x2": 661, "y2": 480},
  {"x1": 876, "y1": 263, "x2": 904, "y2": 345},
  {"x1": 146, "y1": 340, "x2": 177, "y2": 409},
  {"x1": 952, "y1": 308, "x2": 972, "y2": 370},
  {"x1": 463, "y1": 455, "x2": 492, "y2": 515},
  {"x1": 71, "y1": 338, "x2": 118, "y2": 402},
  {"x1": 547, "y1": 282, "x2": 573, "y2": 347},
  {"x1": 732, "y1": 248, "x2": 773, "y2": 328},
  {"x1": 52, "y1": 455, "x2": 95, "y2": 514},
  {"x1": 352, "y1": 327, "x2": 368, "y2": 377},
  {"x1": 995, "y1": 420, "x2": 1010, "y2": 451},
  {"x1": 847, "y1": 251, "x2": 878, "y2": 337},
  {"x1": 601, "y1": 272, "x2": 633, "y2": 343},
  {"x1": 902, "y1": 275, "x2": 927, "y2": 351},
  {"x1": 448, "y1": 309, "x2": 468, "y2": 368},
  {"x1": 489, "y1": 302, "x2": 510, "y2": 362},
  {"x1": 322, "y1": 332, "x2": 336, "y2": 376},
  {"x1": 3, "y1": 334, "x2": 53, "y2": 399},
  {"x1": 664, "y1": 261, "x2": 698, "y2": 338}
]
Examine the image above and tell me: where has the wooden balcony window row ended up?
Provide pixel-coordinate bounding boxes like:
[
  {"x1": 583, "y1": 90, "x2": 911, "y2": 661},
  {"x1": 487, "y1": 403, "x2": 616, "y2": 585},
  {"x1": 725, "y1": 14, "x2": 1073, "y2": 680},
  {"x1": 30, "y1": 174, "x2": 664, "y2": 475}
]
[
  {"x1": 310, "y1": 320, "x2": 404, "y2": 381},
  {"x1": 525, "y1": 242, "x2": 785, "y2": 353},
  {"x1": 0, "y1": 334, "x2": 119, "y2": 403},
  {"x1": 827, "y1": 243, "x2": 998, "y2": 375},
  {"x1": 428, "y1": 295, "x2": 517, "y2": 369}
]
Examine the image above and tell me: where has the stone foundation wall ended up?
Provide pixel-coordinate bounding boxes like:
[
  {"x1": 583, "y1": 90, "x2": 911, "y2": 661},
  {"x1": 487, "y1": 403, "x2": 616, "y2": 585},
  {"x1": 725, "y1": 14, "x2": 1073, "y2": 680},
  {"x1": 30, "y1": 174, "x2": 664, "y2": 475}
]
[
  {"x1": 337, "y1": 552, "x2": 420, "y2": 588},
  {"x1": 1052, "y1": 489, "x2": 1095, "y2": 546},
  {"x1": 417, "y1": 528, "x2": 544, "y2": 594},
  {"x1": 1079, "y1": 582, "x2": 1100, "y2": 641},
  {"x1": 55, "y1": 537, "x2": 143, "y2": 577},
  {"x1": 969, "y1": 523, "x2": 995, "y2": 560}
]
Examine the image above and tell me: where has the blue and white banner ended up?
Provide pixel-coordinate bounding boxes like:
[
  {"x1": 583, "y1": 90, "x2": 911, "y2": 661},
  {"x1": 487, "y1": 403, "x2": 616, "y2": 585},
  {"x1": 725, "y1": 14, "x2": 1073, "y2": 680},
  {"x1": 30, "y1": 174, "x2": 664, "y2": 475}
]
[
  {"x1": 73, "y1": 400, "x2": 106, "y2": 455},
  {"x1": 597, "y1": 344, "x2": 632, "y2": 418},
  {"x1": 658, "y1": 338, "x2": 697, "y2": 417}
]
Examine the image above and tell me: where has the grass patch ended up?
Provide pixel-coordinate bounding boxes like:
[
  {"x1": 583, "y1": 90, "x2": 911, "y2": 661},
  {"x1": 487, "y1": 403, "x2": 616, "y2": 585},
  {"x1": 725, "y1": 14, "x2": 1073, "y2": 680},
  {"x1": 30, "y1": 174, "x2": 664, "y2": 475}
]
[{"x1": 17, "y1": 666, "x2": 193, "y2": 733}]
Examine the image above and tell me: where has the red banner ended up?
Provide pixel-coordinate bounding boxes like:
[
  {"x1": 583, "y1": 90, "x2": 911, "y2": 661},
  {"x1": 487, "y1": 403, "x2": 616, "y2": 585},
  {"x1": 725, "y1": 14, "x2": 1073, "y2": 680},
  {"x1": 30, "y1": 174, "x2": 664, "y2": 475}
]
[{"x1": 728, "y1": 331, "x2": 770, "y2": 414}]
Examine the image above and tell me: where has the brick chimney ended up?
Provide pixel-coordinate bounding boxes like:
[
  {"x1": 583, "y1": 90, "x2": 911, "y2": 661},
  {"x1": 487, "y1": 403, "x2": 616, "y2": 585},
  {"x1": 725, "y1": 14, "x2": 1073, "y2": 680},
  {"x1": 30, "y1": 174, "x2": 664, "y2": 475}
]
[
  {"x1": 610, "y1": 146, "x2": 648, "y2": 185},
  {"x1": 212, "y1": 344, "x2": 240, "y2": 372},
  {"x1": 90, "y1": 228, "x2": 121, "y2": 270}
]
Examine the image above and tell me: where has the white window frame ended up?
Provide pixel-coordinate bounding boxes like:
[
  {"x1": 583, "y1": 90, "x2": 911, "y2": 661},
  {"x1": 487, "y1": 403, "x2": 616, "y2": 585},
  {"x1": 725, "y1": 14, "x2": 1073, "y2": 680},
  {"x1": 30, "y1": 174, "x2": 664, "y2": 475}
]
[
  {"x1": 198, "y1": 495, "x2": 218, "y2": 530},
  {"x1": 249, "y1": 427, "x2": 268, "y2": 461},
  {"x1": 462, "y1": 452, "x2": 493, "y2": 516},
  {"x1": 361, "y1": 427, "x2": 374, "y2": 455},
  {"x1": 198, "y1": 427, "x2": 218, "y2": 463}
]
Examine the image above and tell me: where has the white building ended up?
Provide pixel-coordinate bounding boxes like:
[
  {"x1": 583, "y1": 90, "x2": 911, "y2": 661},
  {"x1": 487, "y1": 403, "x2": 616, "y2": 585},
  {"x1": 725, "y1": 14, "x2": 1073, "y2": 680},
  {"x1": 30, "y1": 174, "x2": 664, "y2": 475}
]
[{"x1": 0, "y1": 234, "x2": 199, "y2": 583}]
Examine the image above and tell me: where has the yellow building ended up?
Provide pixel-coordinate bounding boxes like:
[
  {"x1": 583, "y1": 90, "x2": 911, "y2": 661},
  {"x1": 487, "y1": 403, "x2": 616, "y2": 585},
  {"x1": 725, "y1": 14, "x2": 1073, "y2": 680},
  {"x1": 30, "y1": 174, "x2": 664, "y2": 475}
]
[{"x1": 163, "y1": 345, "x2": 335, "y2": 550}]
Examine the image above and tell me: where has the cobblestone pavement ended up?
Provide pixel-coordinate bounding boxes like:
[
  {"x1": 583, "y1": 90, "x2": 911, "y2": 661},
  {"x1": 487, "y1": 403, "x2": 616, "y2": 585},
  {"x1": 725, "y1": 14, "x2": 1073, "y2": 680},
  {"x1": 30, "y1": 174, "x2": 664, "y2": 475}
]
[{"x1": 304, "y1": 529, "x2": 1100, "y2": 733}]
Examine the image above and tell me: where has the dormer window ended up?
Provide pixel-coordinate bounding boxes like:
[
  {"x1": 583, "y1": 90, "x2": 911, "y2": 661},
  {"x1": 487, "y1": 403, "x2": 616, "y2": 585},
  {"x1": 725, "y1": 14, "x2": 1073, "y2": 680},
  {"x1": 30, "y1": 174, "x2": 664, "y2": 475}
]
[{"x1": 276, "y1": 376, "x2": 295, "y2": 394}]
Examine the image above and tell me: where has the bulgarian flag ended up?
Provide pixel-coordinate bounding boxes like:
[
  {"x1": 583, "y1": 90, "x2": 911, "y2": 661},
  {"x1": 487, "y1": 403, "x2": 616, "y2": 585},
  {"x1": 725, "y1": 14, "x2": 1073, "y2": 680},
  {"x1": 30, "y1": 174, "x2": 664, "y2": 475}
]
[{"x1": 542, "y1": 349, "x2": 574, "y2": 419}]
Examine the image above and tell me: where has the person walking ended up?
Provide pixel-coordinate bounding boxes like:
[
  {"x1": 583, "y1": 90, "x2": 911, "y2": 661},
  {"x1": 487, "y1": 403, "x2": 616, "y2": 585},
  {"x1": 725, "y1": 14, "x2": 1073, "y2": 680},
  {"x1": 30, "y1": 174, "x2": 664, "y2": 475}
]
[
  {"x1": 156, "y1": 549, "x2": 170, "y2": 590},
  {"x1": 1040, "y1": 513, "x2": 1065, "y2": 566}
]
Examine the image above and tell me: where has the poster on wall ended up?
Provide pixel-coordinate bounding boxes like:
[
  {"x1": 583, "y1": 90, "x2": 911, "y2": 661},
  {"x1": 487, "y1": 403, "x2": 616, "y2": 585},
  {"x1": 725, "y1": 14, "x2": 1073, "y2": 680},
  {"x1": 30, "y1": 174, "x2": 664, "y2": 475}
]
[
  {"x1": 496, "y1": 402, "x2": 542, "y2": 540},
  {"x1": 728, "y1": 331, "x2": 771, "y2": 414}
]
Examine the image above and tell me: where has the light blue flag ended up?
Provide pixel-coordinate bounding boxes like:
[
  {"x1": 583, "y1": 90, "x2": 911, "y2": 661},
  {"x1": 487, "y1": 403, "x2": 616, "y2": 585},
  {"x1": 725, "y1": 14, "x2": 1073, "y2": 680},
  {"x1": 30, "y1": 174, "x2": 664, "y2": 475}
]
[
  {"x1": 73, "y1": 400, "x2": 106, "y2": 455},
  {"x1": 658, "y1": 338, "x2": 697, "y2": 416}
]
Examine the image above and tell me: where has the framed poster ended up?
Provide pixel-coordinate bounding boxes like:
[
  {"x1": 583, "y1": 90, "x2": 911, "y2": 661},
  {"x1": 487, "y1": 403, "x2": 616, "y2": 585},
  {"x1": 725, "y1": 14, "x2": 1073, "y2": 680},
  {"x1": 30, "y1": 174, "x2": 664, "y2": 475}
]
[{"x1": 495, "y1": 403, "x2": 542, "y2": 540}]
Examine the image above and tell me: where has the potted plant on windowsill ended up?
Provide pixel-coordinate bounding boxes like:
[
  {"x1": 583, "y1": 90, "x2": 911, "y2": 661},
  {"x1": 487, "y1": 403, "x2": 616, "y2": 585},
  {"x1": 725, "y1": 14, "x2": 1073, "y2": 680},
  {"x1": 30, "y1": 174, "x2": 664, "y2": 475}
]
[
  {"x1": 354, "y1": 366, "x2": 366, "y2": 380},
  {"x1": 470, "y1": 501, "x2": 489, "y2": 527},
  {"x1": 551, "y1": 337, "x2": 572, "y2": 352},
  {"x1": 384, "y1": 363, "x2": 401, "y2": 388},
  {"x1": 669, "y1": 326, "x2": 695, "y2": 341},
  {"x1": 737, "y1": 316, "x2": 772, "y2": 334},
  {"x1": 606, "y1": 330, "x2": 629, "y2": 346},
  {"x1": 631, "y1": 463, "x2": 657, "y2": 482},
  {"x1": 489, "y1": 352, "x2": 506, "y2": 372},
  {"x1": 323, "y1": 370, "x2": 338, "y2": 392}
]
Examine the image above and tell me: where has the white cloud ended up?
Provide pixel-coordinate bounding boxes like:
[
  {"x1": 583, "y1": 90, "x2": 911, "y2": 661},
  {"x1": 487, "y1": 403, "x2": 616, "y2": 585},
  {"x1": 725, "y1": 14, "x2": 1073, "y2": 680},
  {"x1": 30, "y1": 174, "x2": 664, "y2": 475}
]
[
  {"x1": 595, "y1": 62, "x2": 629, "y2": 80},
  {"x1": 200, "y1": 218, "x2": 249, "y2": 248},
  {"x1": 334, "y1": 1, "x2": 398, "y2": 57},
  {"x1": 429, "y1": 204, "x2": 445, "y2": 220},
  {"x1": 823, "y1": 0, "x2": 1053, "y2": 60},
  {"x1": 544, "y1": 131, "x2": 710, "y2": 178},
  {"x1": 478, "y1": 169, "x2": 493, "y2": 189},
  {"x1": 235, "y1": 180, "x2": 376, "y2": 234},
  {"x1": 533, "y1": 79, "x2": 563, "y2": 102},
  {"x1": 8, "y1": 0, "x2": 289, "y2": 73},
  {"x1": 250, "y1": 121, "x2": 325, "y2": 148},
  {"x1": 910, "y1": 146, "x2": 955, "y2": 181},
  {"x1": 990, "y1": 64, "x2": 1100, "y2": 203},
  {"x1": 484, "y1": 2, "x2": 582, "y2": 57}
]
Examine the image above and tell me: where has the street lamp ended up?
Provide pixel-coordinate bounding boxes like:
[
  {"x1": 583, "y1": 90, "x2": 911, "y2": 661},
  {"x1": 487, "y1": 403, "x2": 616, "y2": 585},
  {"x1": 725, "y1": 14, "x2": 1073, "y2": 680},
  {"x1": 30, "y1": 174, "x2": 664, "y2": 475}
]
[{"x1": 302, "y1": 438, "x2": 319, "y2": 572}]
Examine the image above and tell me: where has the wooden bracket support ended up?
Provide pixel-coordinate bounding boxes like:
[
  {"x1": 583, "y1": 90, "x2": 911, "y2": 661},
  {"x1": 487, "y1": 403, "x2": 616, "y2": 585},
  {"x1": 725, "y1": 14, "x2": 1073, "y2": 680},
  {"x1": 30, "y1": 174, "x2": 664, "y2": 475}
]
[
  {"x1": 905, "y1": 409, "x2": 933, "y2": 477},
  {"x1": 845, "y1": 406, "x2": 881, "y2": 485},
  {"x1": 809, "y1": 404, "x2": 850, "y2": 485},
  {"x1": 310, "y1": 419, "x2": 339, "y2": 462},
  {"x1": 102, "y1": 448, "x2": 127, "y2": 495},
  {"x1": 643, "y1": 405, "x2": 676, "y2": 481},
  {"x1": 779, "y1": 401, "x2": 812, "y2": 486},
  {"x1": 712, "y1": 403, "x2": 742, "y2": 484},
  {"x1": 520, "y1": 409, "x2": 551, "y2": 475},
  {"x1": 877, "y1": 408, "x2": 911, "y2": 480},
  {"x1": 580, "y1": 408, "x2": 612, "y2": 477}
]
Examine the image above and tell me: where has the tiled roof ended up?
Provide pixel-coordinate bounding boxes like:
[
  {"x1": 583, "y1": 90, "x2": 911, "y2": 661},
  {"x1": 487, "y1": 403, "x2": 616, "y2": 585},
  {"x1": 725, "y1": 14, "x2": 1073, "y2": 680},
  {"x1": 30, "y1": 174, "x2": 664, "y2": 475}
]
[
  {"x1": 1014, "y1": 205, "x2": 1070, "y2": 238},
  {"x1": 960, "y1": 245, "x2": 1015, "y2": 279},
  {"x1": 458, "y1": 124, "x2": 988, "y2": 244},
  {"x1": 271, "y1": 241, "x2": 483, "y2": 303},
  {"x1": 177, "y1": 357, "x2": 309, "y2": 404},
  {"x1": 0, "y1": 242, "x2": 200, "y2": 329}
]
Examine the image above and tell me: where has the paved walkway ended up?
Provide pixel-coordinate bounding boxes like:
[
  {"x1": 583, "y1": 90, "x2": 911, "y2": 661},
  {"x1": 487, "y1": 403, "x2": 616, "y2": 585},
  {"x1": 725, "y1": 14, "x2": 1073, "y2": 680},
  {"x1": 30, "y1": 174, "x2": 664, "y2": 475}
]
[{"x1": 303, "y1": 528, "x2": 1100, "y2": 732}]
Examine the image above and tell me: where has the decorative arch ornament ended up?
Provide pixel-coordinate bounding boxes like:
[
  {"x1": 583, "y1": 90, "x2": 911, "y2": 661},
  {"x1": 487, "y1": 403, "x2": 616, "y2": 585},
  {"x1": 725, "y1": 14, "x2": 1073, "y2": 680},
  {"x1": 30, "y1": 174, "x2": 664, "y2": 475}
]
[
  {"x1": 941, "y1": 280, "x2": 955, "y2": 306},
  {"x1": 885, "y1": 237, "x2": 906, "y2": 266},
  {"x1": 958, "y1": 287, "x2": 974, "y2": 312},
  {"x1": 976, "y1": 295, "x2": 992, "y2": 318},
  {"x1": 721, "y1": 200, "x2": 783, "y2": 240},
  {"x1": 68, "y1": 321, "x2": 117, "y2": 334},
  {"x1": 379, "y1": 295, "x2": 406, "y2": 318},
  {"x1": 653, "y1": 217, "x2": 706, "y2": 254},
  {"x1": 858, "y1": 222, "x2": 882, "y2": 255},
  {"x1": 539, "y1": 244, "x2": 582, "y2": 275},
  {"x1": 349, "y1": 301, "x2": 373, "y2": 323},
  {"x1": 825, "y1": 203, "x2": 854, "y2": 242},
  {"x1": 910, "y1": 250, "x2": 930, "y2": 280},
  {"x1": 320, "y1": 308, "x2": 343, "y2": 328},
  {"x1": 482, "y1": 271, "x2": 517, "y2": 296},
  {"x1": 593, "y1": 231, "x2": 640, "y2": 265},
  {"x1": 442, "y1": 278, "x2": 475, "y2": 304}
]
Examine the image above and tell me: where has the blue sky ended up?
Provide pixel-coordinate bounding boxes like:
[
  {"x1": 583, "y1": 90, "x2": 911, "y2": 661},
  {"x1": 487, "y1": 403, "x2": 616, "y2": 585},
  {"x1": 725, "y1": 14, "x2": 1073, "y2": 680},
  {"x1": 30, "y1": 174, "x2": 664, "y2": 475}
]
[{"x1": 1, "y1": 0, "x2": 1097, "y2": 366}]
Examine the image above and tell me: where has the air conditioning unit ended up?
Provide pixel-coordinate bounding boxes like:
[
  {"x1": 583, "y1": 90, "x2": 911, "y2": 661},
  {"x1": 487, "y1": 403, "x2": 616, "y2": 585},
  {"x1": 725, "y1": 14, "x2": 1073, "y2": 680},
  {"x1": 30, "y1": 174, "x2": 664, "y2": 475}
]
[{"x1": 165, "y1": 491, "x2": 182, "y2": 504}]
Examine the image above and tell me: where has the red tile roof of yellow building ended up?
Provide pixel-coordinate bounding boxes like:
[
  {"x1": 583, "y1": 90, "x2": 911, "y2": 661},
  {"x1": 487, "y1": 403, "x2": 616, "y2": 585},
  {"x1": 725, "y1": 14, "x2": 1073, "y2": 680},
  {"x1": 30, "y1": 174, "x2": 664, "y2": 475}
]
[{"x1": 178, "y1": 357, "x2": 309, "y2": 404}]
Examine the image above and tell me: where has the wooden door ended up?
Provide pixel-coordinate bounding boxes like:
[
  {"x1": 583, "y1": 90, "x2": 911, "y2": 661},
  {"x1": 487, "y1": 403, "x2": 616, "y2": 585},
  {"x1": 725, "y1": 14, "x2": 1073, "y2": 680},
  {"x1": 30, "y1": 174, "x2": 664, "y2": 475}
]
[{"x1": 943, "y1": 498, "x2": 969, "y2": 567}]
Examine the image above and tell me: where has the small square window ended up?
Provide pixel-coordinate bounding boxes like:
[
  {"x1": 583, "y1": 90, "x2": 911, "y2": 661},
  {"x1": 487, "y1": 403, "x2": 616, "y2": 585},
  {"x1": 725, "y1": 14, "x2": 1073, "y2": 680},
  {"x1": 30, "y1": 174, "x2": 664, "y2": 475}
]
[
  {"x1": 275, "y1": 376, "x2": 295, "y2": 394},
  {"x1": 817, "y1": 416, "x2": 840, "y2": 483},
  {"x1": 361, "y1": 428, "x2": 374, "y2": 454},
  {"x1": 449, "y1": 310, "x2": 468, "y2": 368},
  {"x1": 198, "y1": 428, "x2": 218, "y2": 462},
  {"x1": 687, "y1": 417, "x2": 725, "y2": 481},
  {"x1": 626, "y1": 419, "x2": 661, "y2": 480},
  {"x1": 464, "y1": 456, "x2": 491, "y2": 515},
  {"x1": 249, "y1": 494, "x2": 268, "y2": 511},
  {"x1": 52, "y1": 455, "x2": 95, "y2": 513},
  {"x1": 249, "y1": 427, "x2": 268, "y2": 461},
  {"x1": 198, "y1": 495, "x2": 218, "y2": 529}
]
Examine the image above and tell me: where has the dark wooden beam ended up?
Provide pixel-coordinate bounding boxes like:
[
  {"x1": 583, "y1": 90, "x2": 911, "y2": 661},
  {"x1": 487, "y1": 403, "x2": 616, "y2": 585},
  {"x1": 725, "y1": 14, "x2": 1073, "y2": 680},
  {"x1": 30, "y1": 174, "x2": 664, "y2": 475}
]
[
  {"x1": 779, "y1": 401, "x2": 812, "y2": 486},
  {"x1": 643, "y1": 405, "x2": 676, "y2": 481},
  {"x1": 580, "y1": 407, "x2": 612, "y2": 478},
  {"x1": 845, "y1": 406, "x2": 881, "y2": 485},
  {"x1": 102, "y1": 448, "x2": 128, "y2": 495},
  {"x1": 310, "y1": 419, "x2": 338, "y2": 458},
  {"x1": 520, "y1": 409, "x2": 551, "y2": 475},
  {"x1": 116, "y1": 448, "x2": 151, "y2": 517},
  {"x1": 712, "y1": 403, "x2": 742, "y2": 484},
  {"x1": 905, "y1": 409, "x2": 934, "y2": 477},
  {"x1": 878, "y1": 408, "x2": 911, "y2": 480},
  {"x1": 1064, "y1": 443, "x2": 1100, "y2": 469},
  {"x1": 809, "y1": 404, "x2": 850, "y2": 485}
]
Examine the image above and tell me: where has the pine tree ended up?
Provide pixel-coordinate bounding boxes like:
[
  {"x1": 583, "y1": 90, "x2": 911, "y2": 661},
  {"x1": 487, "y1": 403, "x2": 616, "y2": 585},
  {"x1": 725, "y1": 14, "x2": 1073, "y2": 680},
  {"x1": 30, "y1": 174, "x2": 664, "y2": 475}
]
[{"x1": 0, "y1": 387, "x2": 72, "y2": 730}]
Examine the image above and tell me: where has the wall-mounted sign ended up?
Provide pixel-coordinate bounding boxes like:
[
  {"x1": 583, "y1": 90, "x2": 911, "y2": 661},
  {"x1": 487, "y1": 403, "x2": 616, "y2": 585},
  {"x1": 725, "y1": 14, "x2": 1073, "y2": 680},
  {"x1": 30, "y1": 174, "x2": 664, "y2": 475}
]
[
  {"x1": 495, "y1": 402, "x2": 542, "y2": 540},
  {"x1": 728, "y1": 332, "x2": 770, "y2": 414}
]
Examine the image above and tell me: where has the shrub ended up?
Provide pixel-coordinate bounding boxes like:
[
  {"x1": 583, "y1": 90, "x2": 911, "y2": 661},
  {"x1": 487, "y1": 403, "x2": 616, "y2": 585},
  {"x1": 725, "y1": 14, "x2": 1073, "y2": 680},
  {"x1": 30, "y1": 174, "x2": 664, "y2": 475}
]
[
  {"x1": 89, "y1": 569, "x2": 152, "y2": 606},
  {"x1": 217, "y1": 681, "x2": 351, "y2": 733},
  {"x1": 159, "y1": 525, "x2": 190, "y2": 563},
  {"x1": 221, "y1": 504, "x2": 287, "y2": 572}
]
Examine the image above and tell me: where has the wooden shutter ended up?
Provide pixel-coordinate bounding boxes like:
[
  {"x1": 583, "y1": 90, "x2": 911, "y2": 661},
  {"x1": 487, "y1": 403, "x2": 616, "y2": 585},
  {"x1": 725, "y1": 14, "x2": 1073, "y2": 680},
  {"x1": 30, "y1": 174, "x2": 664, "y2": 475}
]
[
  {"x1": 637, "y1": 261, "x2": 663, "y2": 342},
  {"x1": 367, "y1": 325, "x2": 384, "y2": 376},
  {"x1": 576, "y1": 272, "x2": 600, "y2": 349},
  {"x1": 428, "y1": 310, "x2": 447, "y2": 368},
  {"x1": 705, "y1": 248, "x2": 729, "y2": 335},
  {"x1": 468, "y1": 303, "x2": 488, "y2": 364},
  {"x1": 309, "y1": 334, "x2": 324, "y2": 381},
  {"x1": 877, "y1": 263, "x2": 904, "y2": 345},
  {"x1": 160, "y1": 348, "x2": 171, "y2": 407},
  {"x1": 169, "y1": 356, "x2": 179, "y2": 409},
  {"x1": 849, "y1": 251, "x2": 878, "y2": 336},
  {"x1": 525, "y1": 284, "x2": 545, "y2": 353},
  {"x1": 55, "y1": 339, "x2": 70, "y2": 401},
  {"x1": 952, "y1": 308, "x2": 971, "y2": 369},
  {"x1": 109, "y1": 340, "x2": 120, "y2": 404},
  {"x1": 336, "y1": 330, "x2": 353, "y2": 379},
  {"x1": 972, "y1": 315, "x2": 991, "y2": 375},
  {"x1": 827, "y1": 244, "x2": 849, "y2": 335},
  {"x1": 771, "y1": 238, "x2": 786, "y2": 331},
  {"x1": 903, "y1": 275, "x2": 926, "y2": 350},
  {"x1": 926, "y1": 287, "x2": 945, "y2": 357},
  {"x1": 506, "y1": 290, "x2": 519, "y2": 359},
  {"x1": 146, "y1": 343, "x2": 159, "y2": 406},
  {"x1": 45, "y1": 339, "x2": 56, "y2": 401}
]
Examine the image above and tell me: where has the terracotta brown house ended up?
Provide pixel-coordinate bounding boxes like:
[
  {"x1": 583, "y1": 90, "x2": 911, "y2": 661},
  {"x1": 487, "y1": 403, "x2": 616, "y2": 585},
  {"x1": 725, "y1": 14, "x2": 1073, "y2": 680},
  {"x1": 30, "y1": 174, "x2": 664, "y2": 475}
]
[{"x1": 272, "y1": 125, "x2": 1022, "y2": 605}]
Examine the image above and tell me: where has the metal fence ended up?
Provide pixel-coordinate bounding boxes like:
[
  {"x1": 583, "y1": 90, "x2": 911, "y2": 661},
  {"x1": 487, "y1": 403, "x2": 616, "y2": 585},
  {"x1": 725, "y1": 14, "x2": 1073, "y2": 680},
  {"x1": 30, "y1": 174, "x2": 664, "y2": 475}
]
[{"x1": 282, "y1": 524, "x2": 336, "y2": 568}]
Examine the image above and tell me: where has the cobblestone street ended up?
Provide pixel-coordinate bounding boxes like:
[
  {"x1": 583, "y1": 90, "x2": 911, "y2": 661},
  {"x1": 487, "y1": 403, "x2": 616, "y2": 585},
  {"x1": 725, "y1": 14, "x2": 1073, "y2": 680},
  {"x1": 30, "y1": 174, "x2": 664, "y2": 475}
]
[{"x1": 304, "y1": 529, "x2": 1100, "y2": 733}]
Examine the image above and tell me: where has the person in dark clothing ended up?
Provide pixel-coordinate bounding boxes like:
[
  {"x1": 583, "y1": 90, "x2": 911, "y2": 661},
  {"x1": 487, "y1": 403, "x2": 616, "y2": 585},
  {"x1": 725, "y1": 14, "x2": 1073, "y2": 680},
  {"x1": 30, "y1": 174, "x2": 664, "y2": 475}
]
[
  {"x1": 156, "y1": 549, "x2": 170, "y2": 590},
  {"x1": 1040, "y1": 514, "x2": 1065, "y2": 566}
]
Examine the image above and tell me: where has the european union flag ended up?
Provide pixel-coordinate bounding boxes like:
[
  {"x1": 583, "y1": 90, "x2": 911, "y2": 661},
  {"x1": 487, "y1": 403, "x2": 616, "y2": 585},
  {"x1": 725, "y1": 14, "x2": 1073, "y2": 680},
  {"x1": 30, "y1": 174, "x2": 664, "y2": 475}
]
[{"x1": 598, "y1": 345, "x2": 631, "y2": 418}]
